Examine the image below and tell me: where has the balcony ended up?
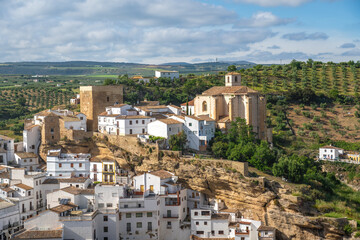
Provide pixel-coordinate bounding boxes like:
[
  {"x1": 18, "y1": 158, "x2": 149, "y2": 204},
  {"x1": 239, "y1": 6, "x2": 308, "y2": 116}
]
[
  {"x1": 165, "y1": 199, "x2": 180, "y2": 206},
  {"x1": 163, "y1": 214, "x2": 179, "y2": 219},
  {"x1": 235, "y1": 230, "x2": 249, "y2": 235}
]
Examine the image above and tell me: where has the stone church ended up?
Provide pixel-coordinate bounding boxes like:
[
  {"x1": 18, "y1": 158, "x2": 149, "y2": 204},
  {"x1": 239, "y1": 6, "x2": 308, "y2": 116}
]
[{"x1": 194, "y1": 72, "x2": 272, "y2": 141}]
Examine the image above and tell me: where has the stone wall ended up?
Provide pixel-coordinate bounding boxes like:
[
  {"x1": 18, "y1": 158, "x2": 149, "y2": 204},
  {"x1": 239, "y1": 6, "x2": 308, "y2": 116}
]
[
  {"x1": 41, "y1": 115, "x2": 60, "y2": 145},
  {"x1": 80, "y1": 85, "x2": 124, "y2": 131}
]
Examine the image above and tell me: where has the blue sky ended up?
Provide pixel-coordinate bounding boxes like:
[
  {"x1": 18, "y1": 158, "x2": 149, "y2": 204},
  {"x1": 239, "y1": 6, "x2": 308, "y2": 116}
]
[{"x1": 0, "y1": 0, "x2": 359, "y2": 64}]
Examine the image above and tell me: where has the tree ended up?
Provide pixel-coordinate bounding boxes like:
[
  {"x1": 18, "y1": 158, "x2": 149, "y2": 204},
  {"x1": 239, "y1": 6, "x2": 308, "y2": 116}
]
[
  {"x1": 227, "y1": 65, "x2": 237, "y2": 72},
  {"x1": 212, "y1": 142, "x2": 228, "y2": 158},
  {"x1": 169, "y1": 131, "x2": 187, "y2": 151},
  {"x1": 16, "y1": 97, "x2": 26, "y2": 106},
  {"x1": 103, "y1": 78, "x2": 116, "y2": 85}
]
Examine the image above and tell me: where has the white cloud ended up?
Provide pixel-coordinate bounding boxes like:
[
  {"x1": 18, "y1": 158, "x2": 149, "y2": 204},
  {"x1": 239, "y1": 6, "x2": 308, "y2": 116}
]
[
  {"x1": 339, "y1": 43, "x2": 356, "y2": 48},
  {"x1": 235, "y1": 12, "x2": 294, "y2": 28},
  {"x1": 232, "y1": 0, "x2": 311, "y2": 7},
  {"x1": 282, "y1": 32, "x2": 329, "y2": 41}
]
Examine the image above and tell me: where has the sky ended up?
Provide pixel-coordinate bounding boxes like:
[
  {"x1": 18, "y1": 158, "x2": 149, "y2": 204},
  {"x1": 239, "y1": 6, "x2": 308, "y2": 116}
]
[{"x1": 0, "y1": 0, "x2": 359, "y2": 64}]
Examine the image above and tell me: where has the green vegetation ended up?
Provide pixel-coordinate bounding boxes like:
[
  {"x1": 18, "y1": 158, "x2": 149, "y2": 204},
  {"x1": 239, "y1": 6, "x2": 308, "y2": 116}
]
[{"x1": 169, "y1": 131, "x2": 187, "y2": 151}]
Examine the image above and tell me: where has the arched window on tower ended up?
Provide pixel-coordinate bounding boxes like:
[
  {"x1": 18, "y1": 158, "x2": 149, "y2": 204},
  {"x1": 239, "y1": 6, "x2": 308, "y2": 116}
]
[
  {"x1": 235, "y1": 76, "x2": 237, "y2": 82},
  {"x1": 202, "y1": 101, "x2": 207, "y2": 112},
  {"x1": 227, "y1": 76, "x2": 230, "y2": 83}
]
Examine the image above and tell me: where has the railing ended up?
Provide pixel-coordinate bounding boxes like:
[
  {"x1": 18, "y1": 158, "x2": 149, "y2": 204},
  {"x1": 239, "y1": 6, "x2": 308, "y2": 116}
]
[
  {"x1": 119, "y1": 204, "x2": 144, "y2": 209},
  {"x1": 235, "y1": 230, "x2": 249, "y2": 235},
  {"x1": 165, "y1": 201, "x2": 180, "y2": 206},
  {"x1": 163, "y1": 214, "x2": 179, "y2": 218}
]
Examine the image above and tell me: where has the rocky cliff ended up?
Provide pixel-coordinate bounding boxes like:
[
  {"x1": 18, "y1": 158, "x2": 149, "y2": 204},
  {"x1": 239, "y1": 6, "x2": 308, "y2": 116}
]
[{"x1": 51, "y1": 135, "x2": 355, "y2": 239}]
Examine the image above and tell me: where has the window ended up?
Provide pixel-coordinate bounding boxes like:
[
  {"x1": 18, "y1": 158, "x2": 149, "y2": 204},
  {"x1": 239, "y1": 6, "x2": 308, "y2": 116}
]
[
  {"x1": 71, "y1": 163, "x2": 74, "y2": 168},
  {"x1": 148, "y1": 222, "x2": 152, "y2": 231},
  {"x1": 167, "y1": 221, "x2": 172, "y2": 229},
  {"x1": 204, "y1": 221, "x2": 207, "y2": 225},
  {"x1": 59, "y1": 174, "x2": 62, "y2": 177},
  {"x1": 103, "y1": 226, "x2": 108, "y2": 232},
  {"x1": 142, "y1": 120, "x2": 145, "y2": 124},
  {"x1": 106, "y1": 203, "x2": 113, "y2": 208},
  {"x1": 103, "y1": 216, "x2": 108, "y2": 221},
  {"x1": 24, "y1": 159, "x2": 27, "y2": 163},
  {"x1": 79, "y1": 163, "x2": 82, "y2": 167},
  {"x1": 218, "y1": 230, "x2": 224, "y2": 234},
  {"x1": 98, "y1": 203, "x2": 104, "y2": 208},
  {"x1": 196, "y1": 231, "x2": 204, "y2": 234},
  {"x1": 227, "y1": 76, "x2": 230, "y2": 83},
  {"x1": 59, "y1": 163, "x2": 62, "y2": 168},
  {"x1": 112, "y1": 192, "x2": 117, "y2": 197},
  {"x1": 169, "y1": 127, "x2": 172, "y2": 131},
  {"x1": 130, "y1": 120, "x2": 133, "y2": 125},
  {"x1": 0, "y1": 156, "x2": 3, "y2": 163},
  {"x1": 211, "y1": 231, "x2": 215, "y2": 236},
  {"x1": 194, "y1": 211, "x2": 198, "y2": 216},
  {"x1": 136, "y1": 120, "x2": 138, "y2": 124},
  {"x1": 136, "y1": 222, "x2": 142, "y2": 228},
  {"x1": 147, "y1": 212, "x2": 152, "y2": 217},
  {"x1": 130, "y1": 129, "x2": 133, "y2": 134},
  {"x1": 142, "y1": 128, "x2": 145, "y2": 134},
  {"x1": 235, "y1": 76, "x2": 238, "y2": 82},
  {"x1": 189, "y1": 123, "x2": 192, "y2": 127},
  {"x1": 202, "y1": 101, "x2": 207, "y2": 111},
  {"x1": 241, "y1": 238, "x2": 245, "y2": 240},
  {"x1": 126, "y1": 213, "x2": 131, "y2": 218},
  {"x1": 107, "y1": 96, "x2": 110, "y2": 102},
  {"x1": 104, "y1": 238, "x2": 108, "y2": 240},
  {"x1": 196, "y1": 222, "x2": 199, "y2": 226},
  {"x1": 136, "y1": 213, "x2": 143, "y2": 218},
  {"x1": 50, "y1": 128, "x2": 54, "y2": 133}
]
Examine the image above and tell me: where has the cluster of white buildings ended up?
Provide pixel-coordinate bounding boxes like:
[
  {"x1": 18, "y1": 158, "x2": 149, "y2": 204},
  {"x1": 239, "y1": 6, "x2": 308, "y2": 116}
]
[
  {"x1": 98, "y1": 102, "x2": 215, "y2": 151},
  {"x1": 0, "y1": 167, "x2": 275, "y2": 240}
]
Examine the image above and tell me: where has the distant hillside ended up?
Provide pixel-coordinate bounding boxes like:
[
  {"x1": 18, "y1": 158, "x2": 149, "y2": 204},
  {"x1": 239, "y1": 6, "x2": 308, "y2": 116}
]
[{"x1": 0, "y1": 61, "x2": 256, "y2": 75}]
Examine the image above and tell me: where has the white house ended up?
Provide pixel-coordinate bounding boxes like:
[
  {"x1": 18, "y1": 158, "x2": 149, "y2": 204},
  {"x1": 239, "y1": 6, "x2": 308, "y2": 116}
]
[
  {"x1": 155, "y1": 70, "x2": 179, "y2": 80},
  {"x1": 319, "y1": 145, "x2": 344, "y2": 160},
  {"x1": 181, "y1": 99, "x2": 195, "y2": 115},
  {"x1": 147, "y1": 119, "x2": 183, "y2": 140},
  {"x1": 0, "y1": 135, "x2": 15, "y2": 165},
  {"x1": 98, "y1": 104, "x2": 156, "y2": 135},
  {"x1": 171, "y1": 115, "x2": 216, "y2": 151},
  {"x1": 62, "y1": 114, "x2": 87, "y2": 131},
  {"x1": 46, "y1": 149, "x2": 91, "y2": 178},
  {"x1": 9, "y1": 183, "x2": 36, "y2": 222},
  {"x1": 14, "y1": 152, "x2": 39, "y2": 171},
  {"x1": 23, "y1": 125, "x2": 41, "y2": 154},
  {"x1": 0, "y1": 199, "x2": 21, "y2": 239}
]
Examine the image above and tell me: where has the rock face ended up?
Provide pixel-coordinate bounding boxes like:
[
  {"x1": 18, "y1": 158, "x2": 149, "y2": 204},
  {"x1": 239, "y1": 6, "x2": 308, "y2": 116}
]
[{"x1": 56, "y1": 135, "x2": 352, "y2": 240}]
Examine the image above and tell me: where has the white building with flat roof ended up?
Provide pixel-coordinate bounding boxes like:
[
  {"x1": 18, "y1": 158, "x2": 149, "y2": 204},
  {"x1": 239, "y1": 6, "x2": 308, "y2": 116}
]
[
  {"x1": 0, "y1": 135, "x2": 15, "y2": 165},
  {"x1": 14, "y1": 152, "x2": 39, "y2": 171},
  {"x1": 155, "y1": 70, "x2": 179, "y2": 80},
  {"x1": 0, "y1": 199, "x2": 21, "y2": 239},
  {"x1": 319, "y1": 145, "x2": 344, "y2": 160},
  {"x1": 46, "y1": 149, "x2": 91, "y2": 178}
]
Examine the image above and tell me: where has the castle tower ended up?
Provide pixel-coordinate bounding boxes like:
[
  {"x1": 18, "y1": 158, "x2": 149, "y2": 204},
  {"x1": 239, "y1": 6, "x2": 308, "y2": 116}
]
[
  {"x1": 80, "y1": 85, "x2": 124, "y2": 131},
  {"x1": 225, "y1": 72, "x2": 241, "y2": 87}
]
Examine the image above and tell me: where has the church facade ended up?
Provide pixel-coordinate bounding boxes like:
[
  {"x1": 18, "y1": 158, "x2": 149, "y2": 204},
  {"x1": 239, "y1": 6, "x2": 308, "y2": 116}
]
[{"x1": 194, "y1": 72, "x2": 272, "y2": 142}]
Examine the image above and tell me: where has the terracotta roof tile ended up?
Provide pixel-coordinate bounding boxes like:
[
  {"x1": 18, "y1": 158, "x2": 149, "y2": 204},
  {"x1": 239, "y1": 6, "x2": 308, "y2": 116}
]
[
  {"x1": 258, "y1": 225, "x2": 276, "y2": 231},
  {"x1": 158, "y1": 119, "x2": 182, "y2": 125},
  {"x1": 14, "y1": 183, "x2": 33, "y2": 190},
  {"x1": 0, "y1": 134, "x2": 13, "y2": 141},
  {"x1": 201, "y1": 86, "x2": 257, "y2": 96},
  {"x1": 150, "y1": 170, "x2": 174, "y2": 179},
  {"x1": 180, "y1": 99, "x2": 195, "y2": 106},
  {"x1": 61, "y1": 186, "x2": 94, "y2": 195},
  {"x1": 15, "y1": 152, "x2": 38, "y2": 159}
]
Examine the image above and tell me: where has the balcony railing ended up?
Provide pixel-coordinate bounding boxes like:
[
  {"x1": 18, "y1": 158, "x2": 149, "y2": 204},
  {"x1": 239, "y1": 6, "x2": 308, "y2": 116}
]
[{"x1": 165, "y1": 201, "x2": 180, "y2": 206}]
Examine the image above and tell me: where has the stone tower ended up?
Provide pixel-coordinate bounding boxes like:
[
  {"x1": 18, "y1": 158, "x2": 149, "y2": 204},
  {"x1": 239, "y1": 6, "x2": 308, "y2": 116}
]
[
  {"x1": 80, "y1": 85, "x2": 124, "y2": 131},
  {"x1": 41, "y1": 114, "x2": 60, "y2": 145},
  {"x1": 225, "y1": 72, "x2": 241, "y2": 87}
]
